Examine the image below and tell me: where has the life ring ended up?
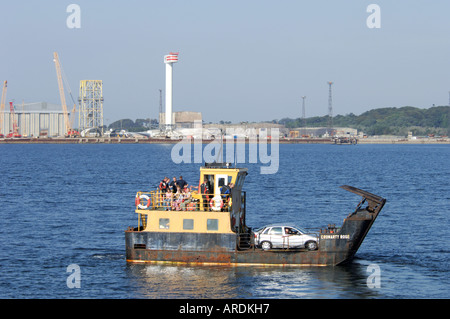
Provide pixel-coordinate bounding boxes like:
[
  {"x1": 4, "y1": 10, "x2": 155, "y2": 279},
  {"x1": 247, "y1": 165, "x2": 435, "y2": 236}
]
[
  {"x1": 209, "y1": 196, "x2": 223, "y2": 211},
  {"x1": 137, "y1": 194, "x2": 151, "y2": 209}
]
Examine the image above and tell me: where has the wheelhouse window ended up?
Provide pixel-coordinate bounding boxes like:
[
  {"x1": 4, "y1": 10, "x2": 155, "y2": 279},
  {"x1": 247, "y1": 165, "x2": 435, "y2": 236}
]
[
  {"x1": 159, "y1": 218, "x2": 170, "y2": 229},
  {"x1": 218, "y1": 176, "x2": 232, "y2": 187},
  {"x1": 207, "y1": 219, "x2": 219, "y2": 231},
  {"x1": 183, "y1": 219, "x2": 194, "y2": 230}
]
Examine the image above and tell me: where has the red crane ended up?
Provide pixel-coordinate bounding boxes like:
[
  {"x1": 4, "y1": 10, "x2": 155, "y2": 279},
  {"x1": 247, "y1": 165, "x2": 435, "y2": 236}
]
[
  {"x1": 0, "y1": 80, "x2": 7, "y2": 138},
  {"x1": 6, "y1": 101, "x2": 21, "y2": 138}
]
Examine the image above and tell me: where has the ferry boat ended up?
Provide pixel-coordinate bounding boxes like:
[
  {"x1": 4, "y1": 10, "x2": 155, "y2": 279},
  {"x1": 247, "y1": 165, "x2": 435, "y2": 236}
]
[{"x1": 125, "y1": 163, "x2": 386, "y2": 266}]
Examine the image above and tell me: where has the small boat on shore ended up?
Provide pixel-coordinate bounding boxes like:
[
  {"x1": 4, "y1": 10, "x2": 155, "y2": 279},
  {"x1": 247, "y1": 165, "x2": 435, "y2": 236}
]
[{"x1": 125, "y1": 163, "x2": 386, "y2": 266}]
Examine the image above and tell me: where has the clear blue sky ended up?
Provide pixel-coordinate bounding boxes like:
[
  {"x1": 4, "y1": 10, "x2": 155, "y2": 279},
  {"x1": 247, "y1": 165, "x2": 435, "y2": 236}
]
[{"x1": 1, "y1": 0, "x2": 449, "y2": 125}]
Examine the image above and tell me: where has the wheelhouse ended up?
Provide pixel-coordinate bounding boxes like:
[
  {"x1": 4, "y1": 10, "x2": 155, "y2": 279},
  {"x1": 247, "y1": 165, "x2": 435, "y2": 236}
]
[{"x1": 134, "y1": 163, "x2": 249, "y2": 235}]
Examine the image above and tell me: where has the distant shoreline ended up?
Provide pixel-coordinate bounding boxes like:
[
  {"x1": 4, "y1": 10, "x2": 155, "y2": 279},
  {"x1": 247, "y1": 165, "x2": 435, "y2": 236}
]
[
  {"x1": 1, "y1": 137, "x2": 449, "y2": 145},
  {"x1": 357, "y1": 138, "x2": 450, "y2": 144}
]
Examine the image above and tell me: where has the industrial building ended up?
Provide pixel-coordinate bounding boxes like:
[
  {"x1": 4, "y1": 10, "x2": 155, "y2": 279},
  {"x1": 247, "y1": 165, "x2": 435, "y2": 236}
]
[
  {"x1": 0, "y1": 102, "x2": 68, "y2": 137},
  {"x1": 159, "y1": 111, "x2": 202, "y2": 129}
]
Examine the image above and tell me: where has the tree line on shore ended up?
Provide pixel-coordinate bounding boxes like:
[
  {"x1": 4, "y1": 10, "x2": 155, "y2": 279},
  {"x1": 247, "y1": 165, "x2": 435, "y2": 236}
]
[
  {"x1": 106, "y1": 106, "x2": 450, "y2": 137},
  {"x1": 277, "y1": 106, "x2": 450, "y2": 136}
]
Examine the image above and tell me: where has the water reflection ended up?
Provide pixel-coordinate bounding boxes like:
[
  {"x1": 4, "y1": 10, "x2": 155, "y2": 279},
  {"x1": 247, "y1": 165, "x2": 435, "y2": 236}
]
[
  {"x1": 125, "y1": 261, "x2": 381, "y2": 299},
  {"x1": 126, "y1": 264, "x2": 243, "y2": 298}
]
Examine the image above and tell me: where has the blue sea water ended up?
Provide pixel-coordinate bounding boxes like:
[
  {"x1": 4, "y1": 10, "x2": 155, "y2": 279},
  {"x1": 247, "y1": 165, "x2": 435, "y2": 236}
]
[{"x1": 0, "y1": 143, "x2": 448, "y2": 299}]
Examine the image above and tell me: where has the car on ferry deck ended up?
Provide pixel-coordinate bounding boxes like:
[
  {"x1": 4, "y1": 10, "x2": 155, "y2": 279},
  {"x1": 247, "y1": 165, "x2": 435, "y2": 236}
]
[{"x1": 254, "y1": 225, "x2": 319, "y2": 251}]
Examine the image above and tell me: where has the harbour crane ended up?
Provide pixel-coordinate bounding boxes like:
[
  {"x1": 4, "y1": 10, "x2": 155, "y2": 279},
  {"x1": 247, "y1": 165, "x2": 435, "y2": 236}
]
[
  {"x1": 53, "y1": 52, "x2": 79, "y2": 137},
  {"x1": 6, "y1": 101, "x2": 21, "y2": 138},
  {"x1": 0, "y1": 80, "x2": 7, "y2": 138}
]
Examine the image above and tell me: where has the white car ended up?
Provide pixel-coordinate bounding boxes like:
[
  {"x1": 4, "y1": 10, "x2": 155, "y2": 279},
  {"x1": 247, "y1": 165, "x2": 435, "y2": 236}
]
[{"x1": 254, "y1": 225, "x2": 318, "y2": 251}]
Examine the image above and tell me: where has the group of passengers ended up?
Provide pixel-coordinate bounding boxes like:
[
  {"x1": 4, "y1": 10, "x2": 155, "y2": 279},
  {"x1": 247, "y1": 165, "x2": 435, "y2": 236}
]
[
  {"x1": 157, "y1": 175, "x2": 234, "y2": 211},
  {"x1": 159, "y1": 176, "x2": 197, "y2": 211}
]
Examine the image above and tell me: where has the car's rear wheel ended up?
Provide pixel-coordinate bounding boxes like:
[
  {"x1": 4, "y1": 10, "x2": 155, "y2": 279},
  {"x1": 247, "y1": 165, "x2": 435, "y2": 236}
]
[
  {"x1": 305, "y1": 241, "x2": 318, "y2": 251},
  {"x1": 261, "y1": 241, "x2": 272, "y2": 250}
]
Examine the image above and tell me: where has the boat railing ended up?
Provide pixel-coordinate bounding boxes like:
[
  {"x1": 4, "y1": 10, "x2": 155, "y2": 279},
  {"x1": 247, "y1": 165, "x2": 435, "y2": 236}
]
[
  {"x1": 318, "y1": 224, "x2": 340, "y2": 234},
  {"x1": 135, "y1": 189, "x2": 233, "y2": 212}
]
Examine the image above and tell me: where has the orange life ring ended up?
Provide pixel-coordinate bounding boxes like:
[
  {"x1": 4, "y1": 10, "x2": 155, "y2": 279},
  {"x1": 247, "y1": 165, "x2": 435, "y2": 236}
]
[
  {"x1": 209, "y1": 196, "x2": 223, "y2": 211},
  {"x1": 137, "y1": 194, "x2": 151, "y2": 209}
]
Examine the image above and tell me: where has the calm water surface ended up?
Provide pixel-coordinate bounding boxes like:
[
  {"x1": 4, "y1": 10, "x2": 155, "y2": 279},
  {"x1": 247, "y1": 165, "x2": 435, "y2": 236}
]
[{"x1": 0, "y1": 143, "x2": 448, "y2": 299}]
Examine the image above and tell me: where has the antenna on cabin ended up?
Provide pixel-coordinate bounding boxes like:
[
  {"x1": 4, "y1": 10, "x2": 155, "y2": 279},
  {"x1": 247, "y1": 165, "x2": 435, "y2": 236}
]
[
  {"x1": 216, "y1": 129, "x2": 224, "y2": 163},
  {"x1": 234, "y1": 137, "x2": 237, "y2": 168}
]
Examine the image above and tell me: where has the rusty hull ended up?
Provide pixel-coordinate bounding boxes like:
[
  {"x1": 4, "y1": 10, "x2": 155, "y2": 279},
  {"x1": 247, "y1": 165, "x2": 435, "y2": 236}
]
[
  {"x1": 125, "y1": 185, "x2": 386, "y2": 267},
  {"x1": 125, "y1": 231, "x2": 354, "y2": 266}
]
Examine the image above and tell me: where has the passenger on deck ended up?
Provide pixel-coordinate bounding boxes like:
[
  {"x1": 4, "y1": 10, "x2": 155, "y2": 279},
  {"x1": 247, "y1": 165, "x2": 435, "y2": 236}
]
[
  {"x1": 220, "y1": 183, "x2": 232, "y2": 198},
  {"x1": 169, "y1": 177, "x2": 177, "y2": 194},
  {"x1": 163, "y1": 191, "x2": 173, "y2": 211},
  {"x1": 200, "y1": 178, "x2": 211, "y2": 211},
  {"x1": 159, "y1": 177, "x2": 169, "y2": 193},
  {"x1": 172, "y1": 186, "x2": 183, "y2": 211},
  {"x1": 180, "y1": 187, "x2": 193, "y2": 210},
  {"x1": 220, "y1": 183, "x2": 234, "y2": 211},
  {"x1": 176, "y1": 175, "x2": 187, "y2": 190},
  {"x1": 158, "y1": 177, "x2": 169, "y2": 205}
]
